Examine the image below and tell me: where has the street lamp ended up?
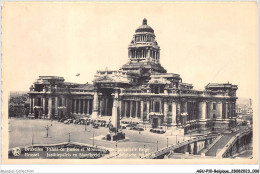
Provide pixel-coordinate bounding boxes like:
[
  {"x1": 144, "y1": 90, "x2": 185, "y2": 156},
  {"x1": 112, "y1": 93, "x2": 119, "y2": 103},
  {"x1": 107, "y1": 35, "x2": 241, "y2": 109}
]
[
  {"x1": 144, "y1": 145, "x2": 146, "y2": 156},
  {"x1": 45, "y1": 125, "x2": 49, "y2": 138},
  {"x1": 157, "y1": 140, "x2": 158, "y2": 151},
  {"x1": 167, "y1": 137, "x2": 168, "y2": 147},
  {"x1": 93, "y1": 132, "x2": 95, "y2": 146},
  {"x1": 68, "y1": 133, "x2": 70, "y2": 143},
  {"x1": 115, "y1": 140, "x2": 118, "y2": 153},
  {"x1": 31, "y1": 134, "x2": 34, "y2": 145}
]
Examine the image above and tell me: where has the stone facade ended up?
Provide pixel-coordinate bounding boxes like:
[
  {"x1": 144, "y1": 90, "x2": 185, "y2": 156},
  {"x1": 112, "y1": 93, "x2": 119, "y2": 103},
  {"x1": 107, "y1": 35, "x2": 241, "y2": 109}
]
[{"x1": 28, "y1": 19, "x2": 238, "y2": 134}]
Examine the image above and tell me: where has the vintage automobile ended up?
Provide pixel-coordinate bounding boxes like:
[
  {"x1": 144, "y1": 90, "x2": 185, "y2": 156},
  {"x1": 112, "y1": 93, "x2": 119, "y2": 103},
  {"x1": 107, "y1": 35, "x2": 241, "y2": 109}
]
[
  {"x1": 93, "y1": 124, "x2": 99, "y2": 129},
  {"x1": 64, "y1": 119, "x2": 73, "y2": 124},
  {"x1": 59, "y1": 118, "x2": 67, "y2": 122},
  {"x1": 73, "y1": 119, "x2": 80, "y2": 124}
]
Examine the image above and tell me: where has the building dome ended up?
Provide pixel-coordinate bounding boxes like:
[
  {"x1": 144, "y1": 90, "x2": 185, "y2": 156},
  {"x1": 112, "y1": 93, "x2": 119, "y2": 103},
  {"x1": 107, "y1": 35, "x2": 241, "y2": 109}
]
[{"x1": 135, "y1": 18, "x2": 154, "y2": 33}]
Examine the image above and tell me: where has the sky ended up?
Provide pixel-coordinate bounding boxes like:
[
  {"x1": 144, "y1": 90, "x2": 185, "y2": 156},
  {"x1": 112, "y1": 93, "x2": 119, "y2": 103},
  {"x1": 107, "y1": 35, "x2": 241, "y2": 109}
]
[{"x1": 2, "y1": 2, "x2": 258, "y2": 99}]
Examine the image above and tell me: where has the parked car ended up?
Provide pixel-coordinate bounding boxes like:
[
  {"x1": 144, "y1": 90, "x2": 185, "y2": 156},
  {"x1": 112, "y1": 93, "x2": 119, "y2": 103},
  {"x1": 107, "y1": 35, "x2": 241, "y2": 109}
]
[
  {"x1": 155, "y1": 130, "x2": 161, "y2": 134},
  {"x1": 136, "y1": 127, "x2": 144, "y2": 131},
  {"x1": 64, "y1": 119, "x2": 73, "y2": 124},
  {"x1": 120, "y1": 125, "x2": 126, "y2": 129},
  {"x1": 59, "y1": 118, "x2": 67, "y2": 122},
  {"x1": 93, "y1": 124, "x2": 99, "y2": 129},
  {"x1": 73, "y1": 119, "x2": 80, "y2": 124},
  {"x1": 159, "y1": 129, "x2": 165, "y2": 134}
]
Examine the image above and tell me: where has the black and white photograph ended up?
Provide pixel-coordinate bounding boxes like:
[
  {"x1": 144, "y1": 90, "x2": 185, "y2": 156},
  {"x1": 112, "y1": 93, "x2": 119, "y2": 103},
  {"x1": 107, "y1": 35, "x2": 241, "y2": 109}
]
[{"x1": 1, "y1": 1, "x2": 258, "y2": 166}]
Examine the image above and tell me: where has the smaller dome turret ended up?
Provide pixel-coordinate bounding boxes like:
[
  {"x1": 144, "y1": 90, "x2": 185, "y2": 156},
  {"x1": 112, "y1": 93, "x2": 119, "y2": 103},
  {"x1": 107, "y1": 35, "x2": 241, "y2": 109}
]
[{"x1": 135, "y1": 18, "x2": 154, "y2": 33}]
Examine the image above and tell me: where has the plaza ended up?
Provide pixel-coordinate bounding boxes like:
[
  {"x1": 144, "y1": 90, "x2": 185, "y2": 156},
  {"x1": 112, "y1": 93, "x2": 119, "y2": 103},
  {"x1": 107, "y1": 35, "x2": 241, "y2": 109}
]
[{"x1": 9, "y1": 118, "x2": 192, "y2": 158}]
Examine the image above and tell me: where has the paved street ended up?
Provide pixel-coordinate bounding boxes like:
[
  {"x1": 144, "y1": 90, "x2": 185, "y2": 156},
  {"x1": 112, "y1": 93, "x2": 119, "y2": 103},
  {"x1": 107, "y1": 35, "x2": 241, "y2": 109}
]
[{"x1": 9, "y1": 118, "x2": 191, "y2": 158}]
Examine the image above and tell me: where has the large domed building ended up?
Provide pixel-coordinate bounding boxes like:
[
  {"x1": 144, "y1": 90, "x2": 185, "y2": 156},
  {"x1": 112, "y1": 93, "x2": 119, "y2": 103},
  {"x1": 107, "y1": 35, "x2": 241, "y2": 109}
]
[{"x1": 27, "y1": 19, "x2": 238, "y2": 134}]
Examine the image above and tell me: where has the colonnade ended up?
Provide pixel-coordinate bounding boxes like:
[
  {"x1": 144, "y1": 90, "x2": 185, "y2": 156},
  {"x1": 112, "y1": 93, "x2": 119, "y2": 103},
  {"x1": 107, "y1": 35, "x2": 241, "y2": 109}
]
[
  {"x1": 72, "y1": 99, "x2": 92, "y2": 115},
  {"x1": 129, "y1": 49, "x2": 160, "y2": 60}
]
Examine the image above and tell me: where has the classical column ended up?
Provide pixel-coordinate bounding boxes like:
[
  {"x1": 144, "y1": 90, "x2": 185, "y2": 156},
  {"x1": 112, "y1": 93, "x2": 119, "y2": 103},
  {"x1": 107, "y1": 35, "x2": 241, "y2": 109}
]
[
  {"x1": 62, "y1": 96, "x2": 65, "y2": 106},
  {"x1": 135, "y1": 101, "x2": 138, "y2": 118},
  {"x1": 29, "y1": 97, "x2": 32, "y2": 114},
  {"x1": 164, "y1": 101, "x2": 168, "y2": 122},
  {"x1": 232, "y1": 102, "x2": 235, "y2": 118},
  {"x1": 130, "y1": 101, "x2": 133, "y2": 118},
  {"x1": 87, "y1": 99, "x2": 90, "y2": 115},
  {"x1": 176, "y1": 102, "x2": 181, "y2": 124},
  {"x1": 91, "y1": 89, "x2": 99, "y2": 119},
  {"x1": 183, "y1": 101, "x2": 188, "y2": 113},
  {"x1": 199, "y1": 101, "x2": 206, "y2": 120},
  {"x1": 140, "y1": 100, "x2": 144, "y2": 121},
  {"x1": 55, "y1": 96, "x2": 58, "y2": 116},
  {"x1": 119, "y1": 100, "x2": 122, "y2": 118},
  {"x1": 83, "y1": 99, "x2": 86, "y2": 115},
  {"x1": 74, "y1": 99, "x2": 77, "y2": 114},
  {"x1": 160, "y1": 100, "x2": 162, "y2": 113},
  {"x1": 217, "y1": 102, "x2": 222, "y2": 119},
  {"x1": 147, "y1": 101, "x2": 150, "y2": 121},
  {"x1": 225, "y1": 102, "x2": 228, "y2": 119},
  {"x1": 172, "y1": 101, "x2": 177, "y2": 124},
  {"x1": 209, "y1": 102, "x2": 213, "y2": 119},
  {"x1": 48, "y1": 97, "x2": 52, "y2": 119},
  {"x1": 124, "y1": 101, "x2": 127, "y2": 117},
  {"x1": 78, "y1": 99, "x2": 81, "y2": 114},
  {"x1": 99, "y1": 99, "x2": 102, "y2": 116},
  {"x1": 228, "y1": 103, "x2": 232, "y2": 118},
  {"x1": 42, "y1": 97, "x2": 46, "y2": 115},
  {"x1": 32, "y1": 97, "x2": 35, "y2": 114}
]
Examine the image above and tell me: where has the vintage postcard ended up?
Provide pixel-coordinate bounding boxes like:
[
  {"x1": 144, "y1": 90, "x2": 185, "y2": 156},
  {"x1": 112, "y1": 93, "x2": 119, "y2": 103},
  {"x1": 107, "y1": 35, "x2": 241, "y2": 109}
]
[{"x1": 1, "y1": 2, "x2": 258, "y2": 165}]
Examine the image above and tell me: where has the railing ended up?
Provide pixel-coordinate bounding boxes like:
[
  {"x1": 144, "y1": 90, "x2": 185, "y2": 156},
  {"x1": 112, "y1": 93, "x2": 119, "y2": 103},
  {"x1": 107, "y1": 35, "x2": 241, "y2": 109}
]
[
  {"x1": 216, "y1": 127, "x2": 252, "y2": 158},
  {"x1": 142, "y1": 135, "x2": 218, "y2": 159}
]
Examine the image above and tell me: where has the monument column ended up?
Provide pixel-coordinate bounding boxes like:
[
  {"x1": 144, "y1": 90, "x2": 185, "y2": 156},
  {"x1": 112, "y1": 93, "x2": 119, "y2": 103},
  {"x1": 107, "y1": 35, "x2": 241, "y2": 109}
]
[
  {"x1": 92, "y1": 88, "x2": 99, "y2": 119},
  {"x1": 111, "y1": 88, "x2": 120, "y2": 131}
]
